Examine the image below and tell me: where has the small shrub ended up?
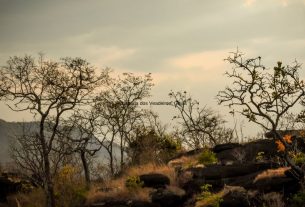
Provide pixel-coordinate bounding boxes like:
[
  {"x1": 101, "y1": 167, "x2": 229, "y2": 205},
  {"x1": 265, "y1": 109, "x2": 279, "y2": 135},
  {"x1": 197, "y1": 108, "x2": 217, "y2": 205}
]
[
  {"x1": 290, "y1": 190, "x2": 305, "y2": 207},
  {"x1": 197, "y1": 184, "x2": 213, "y2": 200},
  {"x1": 292, "y1": 152, "x2": 305, "y2": 166},
  {"x1": 86, "y1": 163, "x2": 173, "y2": 205},
  {"x1": 196, "y1": 184, "x2": 223, "y2": 207},
  {"x1": 256, "y1": 151, "x2": 265, "y2": 162},
  {"x1": 54, "y1": 165, "x2": 87, "y2": 207},
  {"x1": 198, "y1": 148, "x2": 217, "y2": 165},
  {"x1": 125, "y1": 176, "x2": 144, "y2": 190}
]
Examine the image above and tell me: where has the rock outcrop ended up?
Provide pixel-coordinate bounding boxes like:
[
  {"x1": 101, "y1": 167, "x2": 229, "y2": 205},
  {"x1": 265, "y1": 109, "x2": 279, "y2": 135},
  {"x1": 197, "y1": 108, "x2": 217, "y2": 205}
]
[{"x1": 139, "y1": 173, "x2": 170, "y2": 189}]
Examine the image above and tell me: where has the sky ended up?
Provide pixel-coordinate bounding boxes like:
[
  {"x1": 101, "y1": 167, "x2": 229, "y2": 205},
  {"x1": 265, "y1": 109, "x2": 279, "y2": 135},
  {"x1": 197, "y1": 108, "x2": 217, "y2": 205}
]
[{"x1": 0, "y1": 0, "x2": 305, "y2": 137}]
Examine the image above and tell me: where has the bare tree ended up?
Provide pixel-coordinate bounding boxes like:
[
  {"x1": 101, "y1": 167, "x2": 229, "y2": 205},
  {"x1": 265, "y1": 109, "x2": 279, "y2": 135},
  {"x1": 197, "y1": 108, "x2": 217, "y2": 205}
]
[
  {"x1": 141, "y1": 109, "x2": 169, "y2": 137},
  {"x1": 217, "y1": 50, "x2": 305, "y2": 179},
  {"x1": 58, "y1": 109, "x2": 102, "y2": 189},
  {"x1": 93, "y1": 97, "x2": 121, "y2": 176},
  {"x1": 169, "y1": 91, "x2": 234, "y2": 149},
  {"x1": 10, "y1": 123, "x2": 44, "y2": 187},
  {"x1": 0, "y1": 55, "x2": 109, "y2": 207},
  {"x1": 94, "y1": 72, "x2": 153, "y2": 171},
  {"x1": 10, "y1": 122, "x2": 79, "y2": 188}
]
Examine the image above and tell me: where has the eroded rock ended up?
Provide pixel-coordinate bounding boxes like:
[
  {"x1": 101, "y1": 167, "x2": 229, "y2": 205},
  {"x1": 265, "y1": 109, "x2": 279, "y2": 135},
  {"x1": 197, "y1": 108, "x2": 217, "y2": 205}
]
[{"x1": 139, "y1": 173, "x2": 170, "y2": 189}]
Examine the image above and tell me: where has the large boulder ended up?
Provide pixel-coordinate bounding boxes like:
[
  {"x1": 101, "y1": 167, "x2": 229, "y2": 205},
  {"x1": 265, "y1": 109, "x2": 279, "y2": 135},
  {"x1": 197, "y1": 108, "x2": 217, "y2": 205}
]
[
  {"x1": 224, "y1": 171, "x2": 262, "y2": 188},
  {"x1": 0, "y1": 175, "x2": 22, "y2": 202},
  {"x1": 90, "y1": 200, "x2": 159, "y2": 207},
  {"x1": 182, "y1": 178, "x2": 224, "y2": 195},
  {"x1": 150, "y1": 188, "x2": 186, "y2": 207},
  {"x1": 139, "y1": 173, "x2": 170, "y2": 189},
  {"x1": 189, "y1": 162, "x2": 278, "y2": 179},
  {"x1": 213, "y1": 143, "x2": 241, "y2": 153},
  {"x1": 182, "y1": 171, "x2": 261, "y2": 195},
  {"x1": 216, "y1": 139, "x2": 279, "y2": 164},
  {"x1": 220, "y1": 186, "x2": 251, "y2": 207},
  {"x1": 251, "y1": 176, "x2": 300, "y2": 195},
  {"x1": 183, "y1": 166, "x2": 297, "y2": 198},
  {"x1": 0, "y1": 172, "x2": 35, "y2": 202},
  {"x1": 242, "y1": 139, "x2": 278, "y2": 161}
]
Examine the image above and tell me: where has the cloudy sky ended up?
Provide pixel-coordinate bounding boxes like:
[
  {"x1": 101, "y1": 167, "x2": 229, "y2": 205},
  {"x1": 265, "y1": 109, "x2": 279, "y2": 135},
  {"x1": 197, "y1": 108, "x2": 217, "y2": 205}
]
[{"x1": 0, "y1": 0, "x2": 305, "y2": 136}]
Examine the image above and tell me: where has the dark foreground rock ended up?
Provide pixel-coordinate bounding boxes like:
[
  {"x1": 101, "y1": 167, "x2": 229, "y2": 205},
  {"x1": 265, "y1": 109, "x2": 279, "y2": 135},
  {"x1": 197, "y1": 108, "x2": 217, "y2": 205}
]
[
  {"x1": 215, "y1": 139, "x2": 278, "y2": 163},
  {"x1": 220, "y1": 187, "x2": 251, "y2": 207},
  {"x1": 189, "y1": 162, "x2": 278, "y2": 179},
  {"x1": 213, "y1": 143, "x2": 241, "y2": 153},
  {"x1": 183, "y1": 171, "x2": 262, "y2": 195},
  {"x1": 0, "y1": 173, "x2": 34, "y2": 202},
  {"x1": 169, "y1": 139, "x2": 278, "y2": 166},
  {"x1": 89, "y1": 199, "x2": 159, "y2": 207},
  {"x1": 252, "y1": 176, "x2": 300, "y2": 195},
  {"x1": 151, "y1": 188, "x2": 186, "y2": 207},
  {"x1": 0, "y1": 176, "x2": 20, "y2": 202},
  {"x1": 139, "y1": 173, "x2": 170, "y2": 188},
  {"x1": 0, "y1": 171, "x2": 36, "y2": 203}
]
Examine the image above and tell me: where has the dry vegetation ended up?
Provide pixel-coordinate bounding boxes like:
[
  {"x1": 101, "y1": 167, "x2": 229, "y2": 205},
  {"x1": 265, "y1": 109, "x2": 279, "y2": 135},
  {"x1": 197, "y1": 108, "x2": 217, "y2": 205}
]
[
  {"x1": 6, "y1": 189, "x2": 45, "y2": 207},
  {"x1": 254, "y1": 167, "x2": 290, "y2": 182},
  {"x1": 86, "y1": 163, "x2": 176, "y2": 205},
  {"x1": 262, "y1": 192, "x2": 285, "y2": 207},
  {"x1": 168, "y1": 154, "x2": 201, "y2": 169}
]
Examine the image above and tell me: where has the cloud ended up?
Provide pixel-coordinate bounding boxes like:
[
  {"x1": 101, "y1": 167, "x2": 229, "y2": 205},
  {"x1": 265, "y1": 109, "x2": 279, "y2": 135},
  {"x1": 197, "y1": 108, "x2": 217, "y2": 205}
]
[
  {"x1": 89, "y1": 46, "x2": 136, "y2": 66},
  {"x1": 58, "y1": 33, "x2": 138, "y2": 68},
  {"x1": 244, "y1": 0, "x2": 256, "y2": 7},
  {"x1": 167, "y1": 50, "x2": 228, "y2": 71},
  {"x1": 244, "y1": 0, "x2": 305, "y2": 7},
  {"x1": 149, "y1": 49, "x2": 234, "y2": 85}
]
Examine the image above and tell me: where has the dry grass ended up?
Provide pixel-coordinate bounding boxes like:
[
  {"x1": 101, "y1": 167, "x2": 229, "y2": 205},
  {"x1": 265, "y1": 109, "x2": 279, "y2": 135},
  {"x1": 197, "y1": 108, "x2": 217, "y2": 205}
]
[
  {"x1": 262, "y1": 192, "x2": 285, "y2": 207},
  {"x1": 86, "y1": 185, "x2": 151, "y2": 205},
  {"x1": 6, "y1": 188, "x2": 45, "y2": 207},
  {"x1": 254, "y1": 167, "x2": 290, "y2": 182},
  {"x1": 168, "y1": 154, "x2": 200, "y2": 169},
  {"x1": 125, "y1": 163, "x2": 176, "y2": 185},
  {"x1": 195, "y1": 186, "x2": 246, "y2": 207},
  {"x1": 86, "y1": 163, "x2": 176, "y2": 205},
  {"x1": 195, "y1": 189, "x2": 226, "y2": 207}
]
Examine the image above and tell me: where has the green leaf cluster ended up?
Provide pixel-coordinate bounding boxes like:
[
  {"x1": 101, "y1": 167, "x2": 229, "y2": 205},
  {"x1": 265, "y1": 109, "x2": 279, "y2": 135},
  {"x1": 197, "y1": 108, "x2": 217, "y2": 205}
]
[{"x1": 198, "y1": 148, "x2": 218, "y2": 165}]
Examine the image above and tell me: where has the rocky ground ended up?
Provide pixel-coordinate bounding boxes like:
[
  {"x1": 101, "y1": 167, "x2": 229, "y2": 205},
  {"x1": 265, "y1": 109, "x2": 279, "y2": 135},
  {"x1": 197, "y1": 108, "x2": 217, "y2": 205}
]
[
  {"x1": 1, "y1": 138, "x2": 303, "y2": 207},
  {"x1": 85, "y1": 139, "x2": 303, "y2": 207}
]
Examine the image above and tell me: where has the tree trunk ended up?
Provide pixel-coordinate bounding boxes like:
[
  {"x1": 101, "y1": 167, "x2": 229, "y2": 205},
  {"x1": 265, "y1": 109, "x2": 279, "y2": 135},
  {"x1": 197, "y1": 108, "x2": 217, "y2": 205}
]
[
  {"x1": 110, "y1": 152, "x2": 114, "y2": 176},
  {"x1": 39, "y1": 118, "x2": 55, "y2": 207},
  {"x1": 107, "y1": 145, "x2": 114, "y2": 176},
  {"x1": 44, "y1": 155, "x2": 55, "y2": 207},
  {"x1": 80, "y1": 151, "x2": 91, "y2": 189},
  {"x1": 120, "y1": 136, "x2": 124, "y2": 170}
]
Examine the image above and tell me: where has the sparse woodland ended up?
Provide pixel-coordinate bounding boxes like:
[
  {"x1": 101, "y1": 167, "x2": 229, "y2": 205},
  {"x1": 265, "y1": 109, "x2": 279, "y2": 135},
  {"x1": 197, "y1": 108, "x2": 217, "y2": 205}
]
[{"x1": 1, "y1": 51, "x2": 305, "y2": 207}]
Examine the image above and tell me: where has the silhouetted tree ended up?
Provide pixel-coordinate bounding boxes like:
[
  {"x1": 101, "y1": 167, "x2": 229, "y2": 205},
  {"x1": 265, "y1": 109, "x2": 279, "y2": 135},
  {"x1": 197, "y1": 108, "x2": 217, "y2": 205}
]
[
  {"x1": 169, "y1": 91, "x2": 234, "y2": 149},
  {"x1": 217, "y1": 50, "x2": 305, "y2": 179},
  {"x1": 58, "y1": 109, "x2": 102, "y2": 189},
  {"x1": 0, "y1": 54, "x2": 109, "y2": 207},
  {"x1": 10, "y1": 122, "x2": 79, "y2": 188},
  {"x1": 94, "y1": 72, "x2": 153, "y2": 172}
]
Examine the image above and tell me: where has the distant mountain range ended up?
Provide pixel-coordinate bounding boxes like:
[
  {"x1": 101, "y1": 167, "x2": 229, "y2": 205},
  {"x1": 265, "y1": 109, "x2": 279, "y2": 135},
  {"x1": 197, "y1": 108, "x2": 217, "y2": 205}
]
[
  {"x1": 0, "y1": 119, "x2": 27, "y2": 164},
  {"x1": 0, "y1": 119, "x2": 120, "y2": 166}
]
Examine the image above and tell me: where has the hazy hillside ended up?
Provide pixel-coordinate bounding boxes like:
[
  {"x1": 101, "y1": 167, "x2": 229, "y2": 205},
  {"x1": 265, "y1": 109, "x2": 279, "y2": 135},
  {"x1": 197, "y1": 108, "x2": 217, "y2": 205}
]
[
  {"x1": 0, "y1": 119, "x2": 120, "y2": 165},
  {"x1": 0, "y1": 119, "x2": 29, "y2": 164}
]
